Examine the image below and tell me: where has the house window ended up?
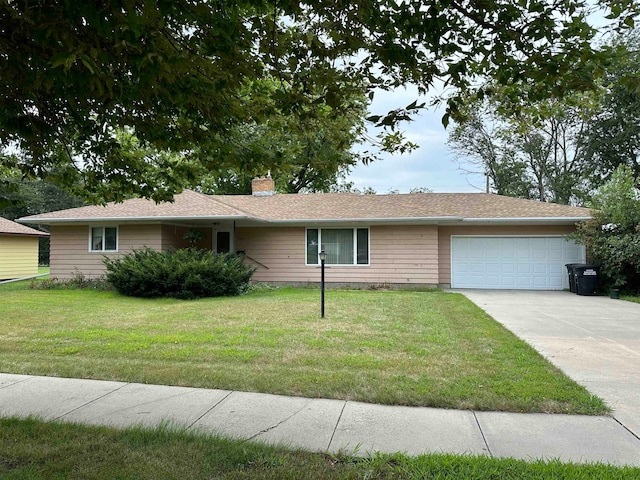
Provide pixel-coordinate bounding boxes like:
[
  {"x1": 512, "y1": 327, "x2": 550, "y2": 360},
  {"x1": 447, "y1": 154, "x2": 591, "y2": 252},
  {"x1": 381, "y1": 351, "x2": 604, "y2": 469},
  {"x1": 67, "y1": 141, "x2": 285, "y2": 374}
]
[
  {"x1": 306, "y1": 228, "x2": 369, "y2": 265},
  {"x1": 90, "y1": 226, "x2": 118, "y2": 252}
]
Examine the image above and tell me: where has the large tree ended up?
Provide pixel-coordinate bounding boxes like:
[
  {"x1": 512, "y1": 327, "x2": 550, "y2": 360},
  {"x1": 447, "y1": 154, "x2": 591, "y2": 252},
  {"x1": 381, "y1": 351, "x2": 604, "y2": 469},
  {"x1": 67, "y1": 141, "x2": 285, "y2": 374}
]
[
  {"x1": 1, "y1": 0, "x2": 637, "y2": 201},
  {"x1": 579, "y1": 30, "x2": 640, "y2": 186},
  {"x1": 449, "y1": 28, "x2": 640, "y2": 205},
  {"x1": 0, "y1": 161, "x2": 84, "y2": 264},
  {"x1": 193, "y1": 78, "x2": 409, "y2": 194},
  {"x1": 447, "y1": 102, "x2": 535, "y2": 199},
  {"x1": 447, "y1": 90, "x2": 599, "y2": 204}
]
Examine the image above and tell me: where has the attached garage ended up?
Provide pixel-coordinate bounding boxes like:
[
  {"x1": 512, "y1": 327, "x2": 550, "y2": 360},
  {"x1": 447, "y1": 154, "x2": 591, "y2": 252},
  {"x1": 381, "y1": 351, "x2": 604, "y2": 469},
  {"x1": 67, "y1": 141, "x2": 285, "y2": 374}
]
[{"x1": 451, "y1": 236, "x2": 585, "y2": 290}]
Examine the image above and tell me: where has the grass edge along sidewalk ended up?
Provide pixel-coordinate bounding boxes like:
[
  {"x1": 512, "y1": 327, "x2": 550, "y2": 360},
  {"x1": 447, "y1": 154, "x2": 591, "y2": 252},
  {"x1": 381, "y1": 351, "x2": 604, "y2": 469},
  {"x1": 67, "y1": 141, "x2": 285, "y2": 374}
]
[
  {"x1": 0, "y1": 417, "x2": 637, "y2": 479},
  {"x1": 0, "y1": 284, "x2": 608, "y2": 415}
]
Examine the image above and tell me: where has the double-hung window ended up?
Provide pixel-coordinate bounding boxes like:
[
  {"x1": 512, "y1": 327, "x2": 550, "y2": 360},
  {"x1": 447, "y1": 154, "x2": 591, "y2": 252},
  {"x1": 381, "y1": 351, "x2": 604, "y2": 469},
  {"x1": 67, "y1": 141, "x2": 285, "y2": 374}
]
[
  {"x1": 306, "y1": 228, "x2": 369, "y2": 265},
  {"x1": 90, "y1": 226, "x2": 118, "y2": 252}
]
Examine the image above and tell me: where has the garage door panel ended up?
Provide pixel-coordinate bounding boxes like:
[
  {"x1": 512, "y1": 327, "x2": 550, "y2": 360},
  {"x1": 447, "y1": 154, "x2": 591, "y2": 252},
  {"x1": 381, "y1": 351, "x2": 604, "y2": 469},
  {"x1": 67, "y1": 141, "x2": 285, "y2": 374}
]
[
  {"x1": 533, "y1": 249, "x2": 548, "y2": 260},
  {"x1": 486, "y1": 263, "x2": 500, "y2": 274},
  {"x1": 502, "y1": 264, "x2": 516, "y2": 274},
  {"x1": 533, "y1": 264, "x2": 547, "y2": 274},
  {"x1": 566, "y1": 246, "x2": 581, "y2": 258},
  {"x1": 549, "y1": 264, "x2": 563, "y2": 274},
  {"x1": 532, "y1": 276, "x2": 549, "y2": 288},
  {"x1": 548, "y1": 248, "x2": 564, "y2": 260},
  {"x1": 517, "y1": 276, "x2": 532, "y2": 288},
  {"x1": 453, "y1": 263, "x2": 470, "y2": 274},
  {"x1": 549, "y1": 276, "x2": 563, "y2": 288},
  {"x1": 500, "y1": 238, "x2": 514, "y2": 247},
  {"x1": 451, "y1": 236, "x2": 585, "y2": 290},
  {"x1": 546, "y1": 237, "x2": 561, "y2": 246},
  {"x1": 517, "y1": 264, "x2": 531, "y2": 274}
]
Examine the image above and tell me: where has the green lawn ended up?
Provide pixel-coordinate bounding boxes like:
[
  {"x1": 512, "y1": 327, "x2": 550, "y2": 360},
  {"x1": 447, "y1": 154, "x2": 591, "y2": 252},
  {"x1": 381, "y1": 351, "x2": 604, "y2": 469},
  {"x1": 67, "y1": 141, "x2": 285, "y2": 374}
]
[
  {"x1": 0, "y1": 417, "x2": 637, "y2": 480},
  {"x1": 622, "y1": 295, "x2": 640, "y2": 304},
  {"x1": 0, "y1": 284, "x2": 606, "y2": 414}
]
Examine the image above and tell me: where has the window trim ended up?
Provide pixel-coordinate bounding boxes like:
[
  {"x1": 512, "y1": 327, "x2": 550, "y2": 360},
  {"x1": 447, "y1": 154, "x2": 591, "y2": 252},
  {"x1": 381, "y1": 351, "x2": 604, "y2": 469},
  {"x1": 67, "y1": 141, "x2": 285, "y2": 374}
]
[
  {"x1": 88, "y1": 226, "x2": 119, "y2": 253},
  {"x1": 305, "y1": 227, "x2": 370, "y2": 266}
]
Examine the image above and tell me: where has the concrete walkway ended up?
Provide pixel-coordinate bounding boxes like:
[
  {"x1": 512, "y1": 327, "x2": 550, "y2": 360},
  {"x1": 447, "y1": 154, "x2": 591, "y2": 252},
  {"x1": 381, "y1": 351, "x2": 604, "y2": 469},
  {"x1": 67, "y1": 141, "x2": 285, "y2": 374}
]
[
  {"x1": 460, "y1": 290, "x2": 640, "y2": 442},
  {"x1": 1, "y1": 373, "x2": 639, "y2": 466}
]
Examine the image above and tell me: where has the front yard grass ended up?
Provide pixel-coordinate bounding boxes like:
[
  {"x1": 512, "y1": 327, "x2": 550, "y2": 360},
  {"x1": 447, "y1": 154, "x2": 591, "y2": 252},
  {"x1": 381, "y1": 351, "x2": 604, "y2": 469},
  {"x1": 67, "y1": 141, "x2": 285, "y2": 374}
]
[
  {"x1": 622, "y1": 295, "x2": 640, "y2": 304},
  {"x1": 0, "y1": 285, "x2": 606, "y2": 414},
  {"x1": 1, "y1": 417, "x2": 637, "y2": 479}
]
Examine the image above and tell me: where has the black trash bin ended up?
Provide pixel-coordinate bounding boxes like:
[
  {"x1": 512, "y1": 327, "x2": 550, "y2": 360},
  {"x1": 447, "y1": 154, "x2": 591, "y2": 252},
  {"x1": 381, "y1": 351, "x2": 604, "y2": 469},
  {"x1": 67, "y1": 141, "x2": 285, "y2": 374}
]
[
  {"x1": 574, "y1": 264, "x2": 598, "y2": 296},
  {"x1": 565, "y1": 264, "x2": 580, "y2": 293}
]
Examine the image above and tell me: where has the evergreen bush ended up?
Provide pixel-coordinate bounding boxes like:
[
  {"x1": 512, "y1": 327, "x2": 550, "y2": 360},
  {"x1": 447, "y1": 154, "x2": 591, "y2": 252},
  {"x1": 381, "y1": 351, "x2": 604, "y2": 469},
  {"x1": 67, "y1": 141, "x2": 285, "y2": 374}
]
[
  {"x1": 103, "y1": 248, "x2": 255, "y2": 299},
  {"x1": 572, "y1": 166, "x2": 640, "y2": 293}
]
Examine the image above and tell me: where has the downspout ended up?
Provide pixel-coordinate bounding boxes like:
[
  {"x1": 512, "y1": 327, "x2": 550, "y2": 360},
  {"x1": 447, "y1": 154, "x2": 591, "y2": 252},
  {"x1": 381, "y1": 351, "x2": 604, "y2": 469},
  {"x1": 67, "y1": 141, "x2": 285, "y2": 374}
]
[{"x1": 0, "y1": 273, "x2": 49, "y2": 285}]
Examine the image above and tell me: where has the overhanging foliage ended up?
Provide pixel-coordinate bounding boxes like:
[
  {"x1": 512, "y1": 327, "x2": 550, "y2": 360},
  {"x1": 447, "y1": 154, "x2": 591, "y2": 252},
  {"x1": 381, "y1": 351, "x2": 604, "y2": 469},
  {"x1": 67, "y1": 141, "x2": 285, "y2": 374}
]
[{"x1": 1, "y1": 1, "x2": 638, "y2": 201}]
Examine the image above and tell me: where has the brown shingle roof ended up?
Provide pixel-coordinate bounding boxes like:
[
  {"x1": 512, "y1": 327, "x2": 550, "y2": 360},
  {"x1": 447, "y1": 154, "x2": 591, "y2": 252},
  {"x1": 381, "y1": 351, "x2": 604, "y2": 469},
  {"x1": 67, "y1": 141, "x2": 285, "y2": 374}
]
[
  {"x1": 217, "y1": 192, "x2": 592, "y2": 220},
  {"x1": 0, "y1": 217, "x2": 49, "y2": 236},
  {"x1": 21, "y1": 190, "x2": 253, "y2": 222},
  {"x1": 19, "y1": 190, "x2": 592, "y2": 224}
]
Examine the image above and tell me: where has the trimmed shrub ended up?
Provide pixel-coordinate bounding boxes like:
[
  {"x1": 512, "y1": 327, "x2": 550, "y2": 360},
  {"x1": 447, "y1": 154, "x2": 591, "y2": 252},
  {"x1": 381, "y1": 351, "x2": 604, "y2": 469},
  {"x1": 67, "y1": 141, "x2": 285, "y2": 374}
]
[
  {"x1": 103, "y1": 248, "x2": 255, "y2": 299},
  {"x1": 30, "y1": 270, "x2": 112, "y2": 291}
]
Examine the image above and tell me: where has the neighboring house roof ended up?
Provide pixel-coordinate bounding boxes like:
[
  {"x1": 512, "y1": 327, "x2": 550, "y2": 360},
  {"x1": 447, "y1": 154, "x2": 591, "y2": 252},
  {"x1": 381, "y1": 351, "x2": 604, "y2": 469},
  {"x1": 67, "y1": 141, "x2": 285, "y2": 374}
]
[
  {"x1": 18, "y1": 189, "x2": 592, "y2": 226},
  {"x1": 0, "y1": 216, "x2": 49, "y2": 236}
]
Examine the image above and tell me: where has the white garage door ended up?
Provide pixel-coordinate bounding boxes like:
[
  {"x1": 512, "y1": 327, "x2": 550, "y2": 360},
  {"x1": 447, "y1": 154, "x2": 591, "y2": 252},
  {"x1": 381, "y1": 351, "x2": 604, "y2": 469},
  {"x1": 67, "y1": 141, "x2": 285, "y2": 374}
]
[{"x1": 451, "y1": 236, "x2": 585, "y2": 290}]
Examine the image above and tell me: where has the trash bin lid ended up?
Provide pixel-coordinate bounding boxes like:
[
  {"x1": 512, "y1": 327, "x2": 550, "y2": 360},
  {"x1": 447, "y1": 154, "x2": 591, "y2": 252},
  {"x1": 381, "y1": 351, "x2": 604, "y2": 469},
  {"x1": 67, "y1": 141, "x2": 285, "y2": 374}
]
[{"x1": 574, "y1": 264, "x2": 598, "y2": 276}]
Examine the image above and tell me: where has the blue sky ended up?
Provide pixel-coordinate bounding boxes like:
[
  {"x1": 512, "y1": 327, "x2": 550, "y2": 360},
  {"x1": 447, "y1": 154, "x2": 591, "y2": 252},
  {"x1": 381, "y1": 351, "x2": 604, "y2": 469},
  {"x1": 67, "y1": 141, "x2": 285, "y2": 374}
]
[{"x1": 347, "y1": 86, "x2": 485, "y2": 194}]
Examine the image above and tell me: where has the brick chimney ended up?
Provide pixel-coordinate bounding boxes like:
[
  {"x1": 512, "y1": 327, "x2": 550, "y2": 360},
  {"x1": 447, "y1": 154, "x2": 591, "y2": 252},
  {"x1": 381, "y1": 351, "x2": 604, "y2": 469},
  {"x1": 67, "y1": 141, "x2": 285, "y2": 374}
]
[{"x1": 251, "y1": 174, "x2": 275, "y2": 196}]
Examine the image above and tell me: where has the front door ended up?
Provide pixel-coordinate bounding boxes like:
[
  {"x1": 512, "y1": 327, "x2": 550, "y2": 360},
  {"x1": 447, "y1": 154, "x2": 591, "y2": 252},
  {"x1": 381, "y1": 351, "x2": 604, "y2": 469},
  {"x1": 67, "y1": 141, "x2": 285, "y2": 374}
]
[
  {"x1": 216, "y1": 231, "x2": 230, "y2": 253},
  {"x1": 213, "y1": 228, "x2": 234, "y2": 254}
]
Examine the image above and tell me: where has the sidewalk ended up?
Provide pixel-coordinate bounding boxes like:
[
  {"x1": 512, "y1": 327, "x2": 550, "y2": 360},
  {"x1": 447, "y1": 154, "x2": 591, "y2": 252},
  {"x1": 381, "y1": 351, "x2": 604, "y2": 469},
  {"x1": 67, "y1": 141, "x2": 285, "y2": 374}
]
[{"x1": 1, "y1": 373, "x2": 639, "y2": 466}]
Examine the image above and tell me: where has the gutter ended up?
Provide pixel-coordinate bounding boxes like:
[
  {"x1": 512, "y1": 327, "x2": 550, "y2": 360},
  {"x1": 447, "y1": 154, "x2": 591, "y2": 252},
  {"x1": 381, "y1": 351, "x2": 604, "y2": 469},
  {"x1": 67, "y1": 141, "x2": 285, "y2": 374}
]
[
  {"x1": 17, "y1": 215, "x2": 591, "y2": 226},
  {"x1": 0, "y1": 231, "x2": 49, "y2": 237},
  {"x1": 18, "y1": 215, "x2": 264, "y2": 225},
  {"x1": 256, "y1": 216, "x2": 590, "y2": 225},
  {"x1": 261, "y1": 216, "x2": 465, "y2": 225},
  {"x1": 462, "y1": 217, "x2": 591, "y2": 223}
]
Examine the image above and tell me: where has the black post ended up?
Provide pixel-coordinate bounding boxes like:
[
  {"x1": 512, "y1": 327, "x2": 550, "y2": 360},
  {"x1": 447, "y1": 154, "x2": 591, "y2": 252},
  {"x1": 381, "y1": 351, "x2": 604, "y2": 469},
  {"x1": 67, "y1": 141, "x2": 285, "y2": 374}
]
[{"x1": 320, "y1": 256, "x2": 325, "y2": 318}]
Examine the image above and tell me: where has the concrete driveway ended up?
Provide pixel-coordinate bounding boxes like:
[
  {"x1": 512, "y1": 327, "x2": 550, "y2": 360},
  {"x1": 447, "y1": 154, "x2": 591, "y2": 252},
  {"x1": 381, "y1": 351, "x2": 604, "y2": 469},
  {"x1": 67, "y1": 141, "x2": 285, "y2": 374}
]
[{"x1": 460, "y1": 290, "x2": 640, "y2": 438}]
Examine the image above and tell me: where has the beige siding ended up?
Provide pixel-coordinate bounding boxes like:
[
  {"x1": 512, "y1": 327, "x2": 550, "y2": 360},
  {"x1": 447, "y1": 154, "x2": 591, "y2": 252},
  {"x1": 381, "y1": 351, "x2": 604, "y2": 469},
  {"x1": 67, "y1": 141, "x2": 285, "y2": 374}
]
[
  {"x1": 236, "y1": 225, "x2": 439, "y2": 285},
  {"x1": 50, "y1": 224, "x2": 163, "y2": 279},
  {"x1": 0, "y1": 236, "x2": 39, "y2": 279},
  {"x1": 49, "y1": 221, "x2": 578, "y2": 285},
  {"x1": 437, "y1": 225, "x2": 578, "y2": 286}
]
